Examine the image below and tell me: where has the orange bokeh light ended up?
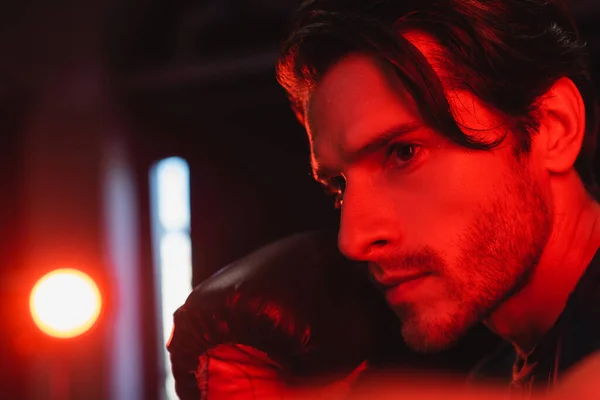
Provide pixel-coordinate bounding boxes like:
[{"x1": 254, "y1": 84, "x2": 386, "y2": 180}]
[{"x1": 29, "y1": 268, "x2": 102, "y2": 339}]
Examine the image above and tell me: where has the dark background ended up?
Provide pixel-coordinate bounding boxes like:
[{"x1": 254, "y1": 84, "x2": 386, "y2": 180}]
[{"x1": 1, "y1": 1, "x2": 600, "y2": 399}]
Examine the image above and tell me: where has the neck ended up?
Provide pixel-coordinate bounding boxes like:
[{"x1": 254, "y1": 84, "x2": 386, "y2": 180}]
[{"x1": 484, "y1": 174, "x2": 600, "y2": 356}]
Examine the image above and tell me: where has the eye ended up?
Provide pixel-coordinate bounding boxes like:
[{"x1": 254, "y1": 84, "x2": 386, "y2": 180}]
[
  {"x1": 387, "y1": 143, "x2": 420, "y2": 168},
  {"x1": 322, "y1": 176, "x2": 346, "y2": 209}
]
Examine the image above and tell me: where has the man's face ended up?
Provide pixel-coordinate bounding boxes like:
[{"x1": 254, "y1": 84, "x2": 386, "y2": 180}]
[{"x1": 305, "y1": 41, "x2": 553, "y2": 352}]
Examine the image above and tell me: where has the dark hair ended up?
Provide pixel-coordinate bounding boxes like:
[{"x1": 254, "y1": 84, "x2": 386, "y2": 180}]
[{"x1": 276, "y1": 0, "x2": 599, "y2": 190}]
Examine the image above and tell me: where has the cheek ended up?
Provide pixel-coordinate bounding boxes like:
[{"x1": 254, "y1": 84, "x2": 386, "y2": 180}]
[{"x1": 385, "y1": 149, "x2": 509, "y2": 248}]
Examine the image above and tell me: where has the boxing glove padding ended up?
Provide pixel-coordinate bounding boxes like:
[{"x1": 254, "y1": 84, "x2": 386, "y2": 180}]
[{"x1": 167, "y1": 230, "x2": 404, "y2": 399}]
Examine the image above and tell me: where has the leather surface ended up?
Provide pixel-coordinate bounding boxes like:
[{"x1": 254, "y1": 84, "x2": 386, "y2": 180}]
[{"x1": 166, "y1": 230, "x2": 405, "y2": 399}]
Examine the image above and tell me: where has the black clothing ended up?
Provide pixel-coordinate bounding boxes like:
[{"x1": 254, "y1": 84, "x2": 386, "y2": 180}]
[{"x1": 469, "y1": 249, "x2": 600, "y2": 395}]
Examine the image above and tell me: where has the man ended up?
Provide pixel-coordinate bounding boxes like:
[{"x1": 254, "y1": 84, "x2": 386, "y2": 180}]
[{"x1": 275, "y1": 0, "x2": 600, "y2": 397}]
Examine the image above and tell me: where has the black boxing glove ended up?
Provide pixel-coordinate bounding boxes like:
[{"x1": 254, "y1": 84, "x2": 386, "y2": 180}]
[{"x1": 166, "y1": 230, "x2": 406, "y2": 399}]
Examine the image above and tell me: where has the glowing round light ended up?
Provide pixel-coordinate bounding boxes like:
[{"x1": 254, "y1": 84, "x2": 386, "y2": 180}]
[{"x1": 30, "y1": 268, "x2": 102, "y2": 339}]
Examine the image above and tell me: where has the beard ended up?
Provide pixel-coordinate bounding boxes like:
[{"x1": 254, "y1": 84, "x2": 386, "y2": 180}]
[{"x1": 384, "y1": 159, "x2": 553, "y2": 353}]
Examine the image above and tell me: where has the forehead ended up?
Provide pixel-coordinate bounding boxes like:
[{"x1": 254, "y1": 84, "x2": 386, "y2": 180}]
[
  {"x1": 304, "y1": 31, "x2": 441, "y2": 136},
  {"x1": 304, "y1": 51, "x2": 424, "y2": 176},
  {"x1": 304, "y1": 32, "x2": 503, "y2": 171},
  {"x1": 305, "y1": 53, "x2": 416, "y2": 138}
]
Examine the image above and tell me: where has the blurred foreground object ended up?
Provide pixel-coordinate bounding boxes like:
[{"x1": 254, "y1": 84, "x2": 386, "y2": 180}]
[{"x1": 282, "y1": 354, "x2": 600, "y2": 400}]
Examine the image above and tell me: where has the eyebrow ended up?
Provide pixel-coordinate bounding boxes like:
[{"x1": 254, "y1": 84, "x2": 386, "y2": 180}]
[{"x1": 313, "y1": 122, "x2": 422, "y2": 181}]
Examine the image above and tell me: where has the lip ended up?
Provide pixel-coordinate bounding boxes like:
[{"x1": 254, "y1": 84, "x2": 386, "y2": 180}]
[
  {"x1": 374, "y1": 272, "x2": 431, "y2": 290},
  {"x1": 377, "y1": 272, "x2": 432, "y2": 303}
]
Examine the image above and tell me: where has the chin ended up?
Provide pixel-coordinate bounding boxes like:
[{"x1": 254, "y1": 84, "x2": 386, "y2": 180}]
[
  {"x1": 401, "y1": 326, "x2": 460, "y2": 354},
  {"x1": 399, "y1": 307, "x2": 472, "y2": 354}
]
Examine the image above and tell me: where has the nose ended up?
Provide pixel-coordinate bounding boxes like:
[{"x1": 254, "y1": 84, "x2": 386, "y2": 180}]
[{"x1": 337, "y1": 183, "x2": 399, "y2": 261}]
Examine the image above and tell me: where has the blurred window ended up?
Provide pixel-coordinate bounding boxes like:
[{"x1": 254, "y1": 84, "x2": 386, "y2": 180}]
[{"x1": 150, "y1": 157, "x2": 192, "y2": 400}]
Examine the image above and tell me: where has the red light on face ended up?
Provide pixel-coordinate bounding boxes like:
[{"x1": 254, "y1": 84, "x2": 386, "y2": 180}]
[{"x1": 29, "y1": 268, "x2": 102, "y2": 339}]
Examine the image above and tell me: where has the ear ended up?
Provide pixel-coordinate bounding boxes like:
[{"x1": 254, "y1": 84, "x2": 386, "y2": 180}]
[{"x1": 537, "y1": 77, "x2": 586, "y2": 175}]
